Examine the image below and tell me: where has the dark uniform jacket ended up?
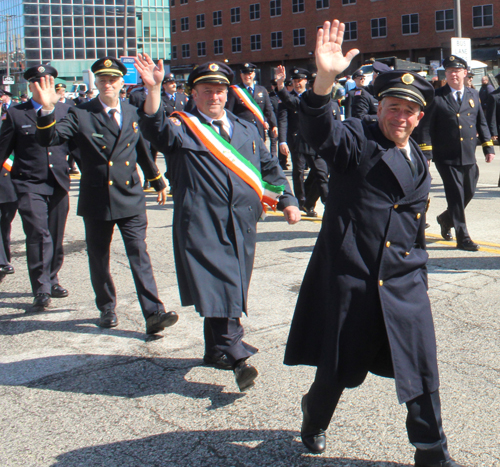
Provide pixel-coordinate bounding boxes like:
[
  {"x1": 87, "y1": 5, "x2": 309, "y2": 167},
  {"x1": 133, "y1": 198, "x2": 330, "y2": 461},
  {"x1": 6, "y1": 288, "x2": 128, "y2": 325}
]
[
  {"x1": 128, "y1": 88, "x2": 147, "y2": 108},
  {"x1": 0, "y1": 163, "x2": 17, "y2": 204},
  {"x1": 161, "y1": 91, "x2": 189, "y2": 116},
  {"x1": 284, "y1": 92, "x2": 439, "y2": 404},
  {"x1": 344, "y1": 87, "x2": 377, "y2": 119},
  {"x1": 277, "y1": 88, "x2": 316, "y2": 156},
  {"x1": 36, "y1": 98, "x2": 165, "y2": 220},
  {"x1": 138, "y1": 107, "x2": 297, "y2": 318},
  {"x1": 416, "y1": 84, "x2": 493, "y2": 164},
  {"x1": 0, "y1": 101, "x2": 71, "y2": 195},
  {"x1": 226, "y1": 83, "x2": 277, "y2": 139},
  {"x1": 73, "y1": 97, "x2": 89, "y2": 106},
  {"x1": 485, "y1": 88, "x2": 500, "y2": 137}
]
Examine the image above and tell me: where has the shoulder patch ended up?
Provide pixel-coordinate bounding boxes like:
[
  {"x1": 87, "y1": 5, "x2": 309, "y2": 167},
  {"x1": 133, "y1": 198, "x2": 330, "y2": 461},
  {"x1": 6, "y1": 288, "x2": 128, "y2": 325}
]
[
  {"x1": 169, "y1": 117, "x2": 182, "y2": 126},
  {"x1": 355, "y1": 90, "x2": 362, "y2": 96}
]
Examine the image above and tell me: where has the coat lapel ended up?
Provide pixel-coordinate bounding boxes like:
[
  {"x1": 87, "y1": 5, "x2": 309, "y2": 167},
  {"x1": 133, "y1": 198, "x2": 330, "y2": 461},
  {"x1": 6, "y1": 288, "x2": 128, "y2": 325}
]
[
  {"x1": 90, "y1": 98, "x2": 120, "y2": 138},
  {"x1": 23, "y1": 101, "x2": 37, "y2": 125},
  {"x1": 443, "y1": 84, "x2": 460, "y2": 112}
]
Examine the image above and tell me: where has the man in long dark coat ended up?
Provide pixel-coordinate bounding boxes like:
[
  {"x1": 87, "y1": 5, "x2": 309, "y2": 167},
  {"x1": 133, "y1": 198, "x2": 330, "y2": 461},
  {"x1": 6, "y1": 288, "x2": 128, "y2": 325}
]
[
  {"x1": 135, "y1": 56, "x2": 301, "y2": 392},
  {"x1": 284, "y1": 20, "x2": 463, "y2": 467},
  {"x1": 0, "y1": 153, "x2": 17, "y2": 283}
]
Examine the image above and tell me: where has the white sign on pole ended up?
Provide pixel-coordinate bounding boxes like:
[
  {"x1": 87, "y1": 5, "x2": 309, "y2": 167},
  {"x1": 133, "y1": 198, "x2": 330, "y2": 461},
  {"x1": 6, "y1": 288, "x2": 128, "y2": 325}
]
[
  {"x1": 451, "y1": 37, "x2": 471, "y2": 65},
  {"x1": 2, "y1": 76, "x2": 14, "y2": 85}
]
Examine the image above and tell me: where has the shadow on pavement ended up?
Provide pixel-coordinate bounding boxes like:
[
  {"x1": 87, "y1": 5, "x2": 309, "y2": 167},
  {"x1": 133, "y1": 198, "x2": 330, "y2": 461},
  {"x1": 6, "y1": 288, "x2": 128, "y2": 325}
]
[
  {"x1": 0, "y1": 355, "x2": 244, "y2": 409},
  {"x1": 428, "y1": 256, "x2": 500, "y2": 271},
  {"x1": 51, "y1": 429, "x2": 413, "y2": 467},
  {"x1": 257, "y1": 230, "x2": 318, "y2": 243}
]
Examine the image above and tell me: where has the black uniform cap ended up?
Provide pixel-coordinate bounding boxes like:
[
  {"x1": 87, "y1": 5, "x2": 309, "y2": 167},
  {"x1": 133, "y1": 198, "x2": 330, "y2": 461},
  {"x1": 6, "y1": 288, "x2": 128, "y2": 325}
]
[
  {"x1": 85, "y1": 90, "x2": 93, "y2": 95},
  {"x1": 188, "y1": 62, "x2": 234, "y2": 88},
  {"x1": 285, "y1": 79, "x2": 293, "y2": 87},
  {"x1": 20, "y1": 94, "x2": 28, "y2": 99},
  {"x1": 372, "y1": 61, "x2": 392, "y2": 74},
  {"x1": 240, "y1": 62, "x2": 257, "y2": 73},
  {"x1": 0, "y1": 89, "x2": 13, "y2": 97},
  {"x1": 163, "y1": 73, "x2": 176, "y2": 83},
  {"x1": 91, "y1": 57, "x2": 128, "y2": 77},
  {"x1": 55, "y1": 83, "x2": 66, "y2": 90},
  {"x1": 352, "y1": 69, "x2": 364, "y2": 79},
  {"x1": 24, "y1": 64, "x2": 58, "y2": 81},
  {"x1": 290, "y1": 68, "x2": 310, "y2": 80},
  {"x1": 373, "y1": 70, "x2": 434, "y2": 108},
  {"x1": 119, "y1": 88, "x2": 127, "y2": 93},
  {"x1": 442, "y1": 55, "x2": 467, "y2": 70}
]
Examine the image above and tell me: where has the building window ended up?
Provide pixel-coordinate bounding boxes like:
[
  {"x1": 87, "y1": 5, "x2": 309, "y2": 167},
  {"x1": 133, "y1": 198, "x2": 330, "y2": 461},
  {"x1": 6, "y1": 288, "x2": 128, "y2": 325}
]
[
  {"x1": 197, "y1": 41, "x2": 206, "y2": 56},
  {"x1": 231, "y1": 7, "x2": 241, "y2": 23},
  {"x1": 250, "y1": 4, "x2": 260, "y2": 20},
  {"x1": 180, "y1": 17, "x2": 189, "y2": 31},
  {"x1": 250, "y1": 34, "x2": 261, "y2": 51},
  {"x1": 371, "y1": 17, "x2": 387, "y2": 38},
  {"x1": 213, "y1": 10, "x2": 222, "y2": 26},
  {"x1": 232, "y1": 36, "x2": 242, "y2": 53},
  {"x1": 292, "y1": 0, "x2": 305, "y2": 13},
  {"x1": 344, "y1": 21, "x2": 357, "y2": 41},
  {"x1": 171, "y1": 19, "x2": 176, "y2": 33},
  {"x1": 180, "y1": 0, "x2": 187, "y2": 4},
  {"x1": 402, "y1": 14, "x2": 419, "y2": 35},
  {"x1": 293, "y1": 28, "x2": 306, "y2": 46},
  {"x1": 342, "y1": 0, "x2": 355, "y2": 4},
  {"x1": 270, "y1": 0, "x2": 282, "y2": 16},
  {"x1": 214, "y1": 39, "x2": 223, "y2": 55},
  {"x1": 181, "y1": 43, "x2": 190, "y2": 58},
  {"x1": 316, "y1": 0, "x2": 329, "y2": 9},
  {"x1": 473, "y1": 5, "x2": 493, "y2": 28},
  {"x1": 436, "y1": 9, "x2": 454, "y2": 31},
  {"x1": 197, "y1": 14, "x2": 205, "y2": 29},
  {"x1": 271, "y1": 31, "x2": 283, "y2": 48},
  {"x1": 170, "y1": 0, "x2": 175, "y2": 6}
]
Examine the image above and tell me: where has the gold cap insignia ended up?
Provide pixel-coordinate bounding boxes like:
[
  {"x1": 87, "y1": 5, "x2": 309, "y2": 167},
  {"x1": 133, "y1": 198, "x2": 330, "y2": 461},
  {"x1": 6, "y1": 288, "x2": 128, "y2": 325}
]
[
  {"x1": 209, "y1": 63, "x2": 219, "y2": 72},
  {"x1": 401, "y1": 73, "x2": 414, "y2": 85},
  {"x1": 469, "y1": 99, "x2": 475, "y2": 108},
  {"x1": 104, "y1": 59, "x2": 113, "y2": 67},
  {"x1": 132, "y1": 121, "x2": 139, "y2": 133},
  {"x1": 293, "y1": 69, "x2": 298, "y2": 74},
  {"x1": 450, "y1": 56, "x2": 455, "y2": 61},
  {"x1": 244, "y1": 63, "x2": 249, "y2": 67},
  {"x1": 38, "y1": 66, "x2": 45, "y2": 73}
]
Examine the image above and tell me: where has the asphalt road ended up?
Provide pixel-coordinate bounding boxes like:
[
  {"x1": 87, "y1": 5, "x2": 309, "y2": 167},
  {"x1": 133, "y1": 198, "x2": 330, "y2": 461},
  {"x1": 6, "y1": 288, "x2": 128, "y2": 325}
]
[{"x1": 1, "y1": 147, "x2": 499, "y2": 467}]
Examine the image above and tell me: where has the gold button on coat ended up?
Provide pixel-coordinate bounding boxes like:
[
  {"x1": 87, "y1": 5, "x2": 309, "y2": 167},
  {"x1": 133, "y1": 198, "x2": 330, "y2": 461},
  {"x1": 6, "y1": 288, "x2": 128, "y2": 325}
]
[
  {"x1": 109, "y1": 181, "x2": 113, "y2": 185},
  {"x1": 416, "y1": 213, "x2": 421, "y2": 219},
  {"x1": 379, "y1": 280, "x2": 384, "y2": 286},
  {"x1": 109, "y1": 161, "x2": 113, "y2": 166},
  {"x1": 394, "y1": 204, "x2": 399, "y2": 209},
  {"x1": 125, "y1": 181, "x2": 129, "y2": 185},
  {"x1": 125, "y1": 161, "x2": 130, "y2": 166},
  {"x1": 386, "y1": 241, "x2": 391, "y2": 247}
]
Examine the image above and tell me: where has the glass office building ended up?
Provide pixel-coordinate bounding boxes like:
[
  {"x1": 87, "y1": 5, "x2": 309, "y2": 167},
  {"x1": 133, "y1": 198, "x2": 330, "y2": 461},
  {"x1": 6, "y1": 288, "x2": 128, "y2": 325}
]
[{"x1": 0, "y1": 0, "x2": 170, "y2": 87}]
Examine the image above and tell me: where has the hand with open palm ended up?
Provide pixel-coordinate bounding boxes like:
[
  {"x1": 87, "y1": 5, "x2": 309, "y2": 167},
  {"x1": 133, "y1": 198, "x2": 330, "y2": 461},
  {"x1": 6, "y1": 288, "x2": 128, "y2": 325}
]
[{"x1": 134, "y1": 53, "x2": 164, "y2": 88}]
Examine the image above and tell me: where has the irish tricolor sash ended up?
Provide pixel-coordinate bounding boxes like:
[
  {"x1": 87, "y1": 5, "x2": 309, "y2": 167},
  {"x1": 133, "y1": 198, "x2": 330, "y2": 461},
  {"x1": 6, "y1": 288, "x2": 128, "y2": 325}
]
[
  {"x1": 2, "y1": 155, "x2": 13, "y2": 172},
  {"x1": 230, "y1": 85, "x2": 266, "y2": 126},
  {"x1": 173, "y1": 111, "x2": 284, "y2": 211}
]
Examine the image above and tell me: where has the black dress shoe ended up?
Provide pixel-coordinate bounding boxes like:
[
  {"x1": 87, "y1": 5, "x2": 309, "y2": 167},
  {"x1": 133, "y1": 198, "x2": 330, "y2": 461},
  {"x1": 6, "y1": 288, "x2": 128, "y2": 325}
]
[
  {"x1": 234, "y1": 360, "x2": 258, "y2": 391},
  {"x1": 203, "y1": 354, "x2": 232, "y2": 370},
  {"x1": 145, "y1": 310, "x2": 179, "y2": 334},
  {"x1": 51, "y1": 284, "x2": 69, "y2": 298},
  {"x1": 301, "y1": 395, "x2": 326, "y2": 454},
  {"x1": 99, "y1": 310, "x2": 118, "y2": 328},
  {"x1": 32, "y1": 293, "x2": 51, "y2": 311},
  {"x1": 415, "y1": 459, "x2": 464, "y2": 467},
  {"x1": 0, "y1": 264, "x2": 15, "y2": 274},
  {"x1": 301, "y1": 207, "x2": 318, "y2": 218},
  {"x1": 456, "y1": 240, "x2": 479, "y2": 251},
  {"x1": 436, "y1": 215, "x2": 453, "y2": 241}
]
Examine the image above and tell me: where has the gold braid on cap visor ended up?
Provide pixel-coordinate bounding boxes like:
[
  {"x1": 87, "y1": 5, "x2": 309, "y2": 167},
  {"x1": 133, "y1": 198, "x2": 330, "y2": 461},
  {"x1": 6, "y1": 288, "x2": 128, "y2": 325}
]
[
  {"x1": 193, "y1": 74, "x2": 230, "y2": 85},
  {"x1": 378, "y1": 87, "x2": 426, "y2": 106}
]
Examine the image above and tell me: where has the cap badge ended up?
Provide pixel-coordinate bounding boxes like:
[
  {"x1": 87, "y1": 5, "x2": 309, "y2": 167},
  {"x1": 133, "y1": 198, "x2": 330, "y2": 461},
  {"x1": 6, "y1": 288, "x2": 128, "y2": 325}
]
[
  {"x1": 209, "y1": 63, "x2": 219, "y2": 72},
  {"x1": 132, "y1": 121, "x2": 139, "y2": 133},
  {"x1": 244, "y1": 63, "x2": 249, "y2": 67},
  {"x1": 450, "y1": 56, "x2": 455, "y2": 61},
  {"x1": 104, "y1": 59, "x2": 112, "y2": 68},
  {"x1": 293, "y1": 69, "x2": 298, "y2": 74},
  {"x1": 401, "y1": 73, "x2": 414, "y2": 85},
  {"x1": 38, "y1": 66, "x2": 45, "y2": 73},
  {"x1": 469, "y1": 99, "x2": 474, "y2": 108}
]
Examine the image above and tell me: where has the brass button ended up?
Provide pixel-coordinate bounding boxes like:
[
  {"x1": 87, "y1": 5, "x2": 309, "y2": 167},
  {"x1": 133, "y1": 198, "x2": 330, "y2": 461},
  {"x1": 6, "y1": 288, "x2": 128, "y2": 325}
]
[
  {"x1": 379, "y1": 280, "x2": 384, "y2": 286},
  {"x1": 3, "y1": 173, "x2": 7, "y2": 177},
  {"x1": 386, "y1": 241, "x2": 391, "y2": 247},
  {"x1": 471, "y1": 137, "x2": 474, "y2": 140},
  {"x1": 49, "y1": 164, "x2": 53, "y2": 168},
  {"x1": 416, "y1": 213, "x2": 421, "y2": 219},
  {"x1": 460, "y1": 138, "x2": 463, "y2": 141},
  {"x1": 470, "y1": 125, "x2": 473, "y2": 128},
  {"x1": 125, "y1": 180, "x2": 130, "y2": 185},
  {"x1": 102, "y1": 146, "x2": 106, "y2": 149},
  {"x1": 125, "y1": 161, "x2": 130, "y2": 166},
  {"x1": 467, "y1": 113, "x2": 471, "y2": 116},
  {"x1": 405, "y1": 251, "x2": 410, "y2": 256},
  {"x1": 48, "y1": 151, "x2": 52, "y2": 155},
  {"x1": 459, "y1": 125, "x2": 462, "y2": 129},
  {"x1": 394, "y1": 204, "x2": 399, "y2": 209},
  {"x1": 456, "y1": 113, "x2": 460, "y2": 117},
  {"x1": 126, "y1": 143, "x2": 130, "y2": 147},
  {"x1": 109, "y1": 180, "x2": 113, "y2": 185},
  {"x1": 109, "y1": 161, "x2": 113, "y2": 166}
]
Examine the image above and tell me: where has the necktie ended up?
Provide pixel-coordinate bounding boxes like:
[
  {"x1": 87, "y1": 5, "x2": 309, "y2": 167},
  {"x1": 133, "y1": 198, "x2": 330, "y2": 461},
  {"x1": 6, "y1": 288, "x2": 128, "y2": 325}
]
[
  {"x1": 456, "y1": 91, "x2": 462, "y2": 106},
  {"x1": 400, "y1": 148, "x2": 417, "y2": 178},
  {"x1": 108, "y1": 108, "x2": 121, "y2": 133},
  {"x1": 212, "y1": 120, "x2": 230, "y2": 143},
  {"x1": 247, "y1": 86, "x2": 253, "y2": 96}
]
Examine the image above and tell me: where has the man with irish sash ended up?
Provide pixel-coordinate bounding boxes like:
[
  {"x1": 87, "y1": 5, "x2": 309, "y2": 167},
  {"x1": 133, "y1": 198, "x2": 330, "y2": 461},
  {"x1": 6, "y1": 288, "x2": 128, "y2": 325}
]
[
  {"x1": 135, "y1": 56, "x2": 301, "y2": 392},
  {"x1": 226, "y1": 62, "x2": 278, "y2": 141}
]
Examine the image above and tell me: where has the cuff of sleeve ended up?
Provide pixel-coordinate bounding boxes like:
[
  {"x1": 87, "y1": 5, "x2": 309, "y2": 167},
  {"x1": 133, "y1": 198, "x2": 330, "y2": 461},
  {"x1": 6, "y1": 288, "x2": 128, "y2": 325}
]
[
  {"x1": 305, "y1": 90, "x2": 331, "y2": 108},
  {"x1": 149, "y1": 175, "x2": 166, "y2": 192},
  {"x1": 36, "y1": 112, "x2": 56, "y2": 129}
]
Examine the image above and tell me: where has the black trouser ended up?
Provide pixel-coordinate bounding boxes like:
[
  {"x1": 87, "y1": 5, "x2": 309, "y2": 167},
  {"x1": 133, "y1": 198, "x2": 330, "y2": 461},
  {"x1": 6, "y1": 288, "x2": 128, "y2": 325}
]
[
  {"x1": 435, "y1": 162, "x2": 478, "y2": 244},
  {"x1": 291, "y1": 149, "x2": 329, "y2": 209},
  {"x1": 203, "y1": 317, "x2": 258, "y2": 366},
  {"x1": 17, "y1": 187, "x2": 69, "y2": 295},
  {"x1": 83, "y1": 213, "x2": 164, "y2": 318},
  {"x1": 0, "y1": 201, "x2": 17, "y2": 266},
  {"x1": 304, "y1": 371, "x2": 450, "y2": 464}
]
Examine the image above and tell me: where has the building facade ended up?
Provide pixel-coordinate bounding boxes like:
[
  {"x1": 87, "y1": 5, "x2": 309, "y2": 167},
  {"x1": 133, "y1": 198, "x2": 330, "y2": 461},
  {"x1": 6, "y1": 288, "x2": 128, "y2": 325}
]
[
  {"x1": 169, "y1": 0, "x2": 500, "y2": 85},
  {"x1": 0, "y1": 0, "x2": 171, "y2": 92}
]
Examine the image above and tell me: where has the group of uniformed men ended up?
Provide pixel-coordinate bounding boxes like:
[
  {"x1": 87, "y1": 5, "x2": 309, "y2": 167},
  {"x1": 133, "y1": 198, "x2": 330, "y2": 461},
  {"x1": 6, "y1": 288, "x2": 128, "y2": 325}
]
[{"x1": 0, "y1": 15, "x2": 497, "y2": 464}]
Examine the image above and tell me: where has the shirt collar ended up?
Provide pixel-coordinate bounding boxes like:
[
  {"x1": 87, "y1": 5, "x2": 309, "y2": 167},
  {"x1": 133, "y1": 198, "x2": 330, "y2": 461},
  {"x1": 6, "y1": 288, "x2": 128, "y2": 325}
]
[
  {"x1": 198, "y1": 109, "x2": 229, "y2": 127},
  {"x1": 31, "y1": 99, "x2": 43, "y2": 111},
  {"x1": 99, "y1": 96, "x2": 121, "y2": 115}
]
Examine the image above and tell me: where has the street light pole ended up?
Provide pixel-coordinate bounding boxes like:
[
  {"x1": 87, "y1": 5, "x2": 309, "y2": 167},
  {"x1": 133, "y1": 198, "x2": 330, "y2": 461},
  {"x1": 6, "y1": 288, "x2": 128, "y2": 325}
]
[
  {"x1": 454, "y1": 0, "x2": 462, "y2": 37},
  {"x1": 123, "y1": 0, "x2": 128, "y2": 56},
  {"x1": 1, "y1": 15, "x2": 13, "y2": 91}
]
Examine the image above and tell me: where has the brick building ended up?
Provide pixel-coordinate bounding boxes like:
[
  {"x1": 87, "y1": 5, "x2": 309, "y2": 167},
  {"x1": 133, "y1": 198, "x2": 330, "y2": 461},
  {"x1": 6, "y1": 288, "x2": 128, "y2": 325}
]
[{"x1": 169, "y1": 0, "x2": 500, "y2": 85}]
